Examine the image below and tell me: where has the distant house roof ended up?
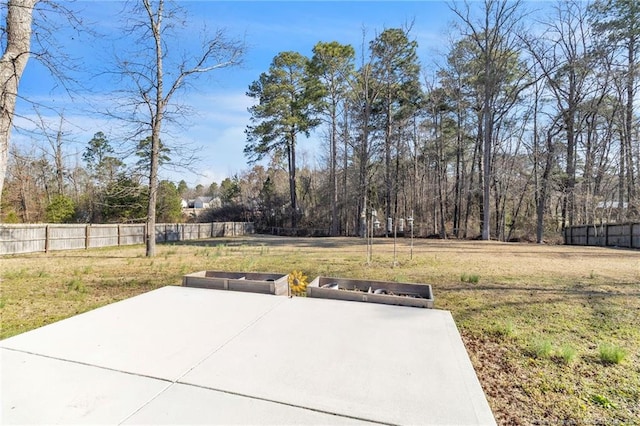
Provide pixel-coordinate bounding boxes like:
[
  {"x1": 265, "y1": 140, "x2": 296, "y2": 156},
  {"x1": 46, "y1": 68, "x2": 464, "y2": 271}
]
[
  {"x1": 596, "y1": 201, "x2": 628, "y2": 209},
  {"x1": 195, "y1": 196, "x2": 214, "y2": 203}
]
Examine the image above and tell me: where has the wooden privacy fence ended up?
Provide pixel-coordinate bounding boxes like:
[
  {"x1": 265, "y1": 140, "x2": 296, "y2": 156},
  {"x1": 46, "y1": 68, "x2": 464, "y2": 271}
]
[
  {"x1": 0, "y1": 222, "x2": 254, "y2": 255},
  {"x1": 564, "y1": 223, "x2": 640, "y2": 249}
]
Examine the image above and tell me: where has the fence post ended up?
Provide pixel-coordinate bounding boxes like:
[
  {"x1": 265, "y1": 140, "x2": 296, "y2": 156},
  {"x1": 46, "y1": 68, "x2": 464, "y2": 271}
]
[
  {"x1": 605, "y1": 224, "x2": 609, "y2": 247},
  {"x1": 85, "y1": 225, "x2": 90, "y2": 250},
  {"x1": 45, "y1": 225, "x2": 50, "y2": 253}
]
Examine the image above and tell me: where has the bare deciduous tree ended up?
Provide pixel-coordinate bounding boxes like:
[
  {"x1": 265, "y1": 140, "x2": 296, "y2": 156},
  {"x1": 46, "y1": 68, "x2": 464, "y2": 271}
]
[
  {"x1": 116, "y1": 0, "x2": 244, "y2": 256},
  {"x1": 0, "y1": 0, "x2": 38, "y2": 212},
  {"x1": 450, "y1": 0, "x2": 529, "y2": 240}
]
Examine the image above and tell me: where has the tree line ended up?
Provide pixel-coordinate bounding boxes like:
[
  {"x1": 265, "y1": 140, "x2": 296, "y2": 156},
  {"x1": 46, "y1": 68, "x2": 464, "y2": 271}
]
[
  {"x1": 2, "y1": 0, "x2": 639, "y2": 245},
  {"x1": 2, "y1": 129, "x2": 248, "y2": 224},
  {"x1": 244, "y1": 0, "x2": 639, "y2": 241}
]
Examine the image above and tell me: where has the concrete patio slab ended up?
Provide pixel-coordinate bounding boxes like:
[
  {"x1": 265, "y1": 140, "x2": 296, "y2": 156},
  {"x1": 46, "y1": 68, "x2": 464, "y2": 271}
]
[
  {"x1": 123, "y1": 383, "x2": 374, "y2": 425},
  {"x1": 1, "y1": 286, "x2": 496, "y2": 425},
  {"x1": 1, "y1": 286, "x2": 285, "y2": 380},
  {"x1": 181, "y1": 296, "x2": 494, "y2": 425},
  {"x1": 0, "y1": 348, "x2": 168, "y2": 424}
]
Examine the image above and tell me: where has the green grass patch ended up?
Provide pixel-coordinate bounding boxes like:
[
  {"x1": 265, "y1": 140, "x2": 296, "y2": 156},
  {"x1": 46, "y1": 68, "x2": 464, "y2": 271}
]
[
  {"x1": 528, "y1": 337, "x2": 553, "y2": 359},
  {"x1": 598, "y1": 343, "x2": 627, "y2": 364},
  {"x1": 460, "y1": 272, "x2": 480, "y2": 284},
  {"x1": 590, "y1": 394, "x2": 616, "y2": 409},
  {"x1": 557, "y1": 344, "x2": 578, "y2": 365},
  {"x1": 37, "y1": 269, "x2": 50, "y2": 278},
  {"x1": 3, "y1": 268, "x2": 28, "y2": 279},
  {"x1": 486, "y1": 320, "x2": 515, "y2": 339},
  {"x1": 67, "y1": 279, "x2": 86, "y2": 293}
]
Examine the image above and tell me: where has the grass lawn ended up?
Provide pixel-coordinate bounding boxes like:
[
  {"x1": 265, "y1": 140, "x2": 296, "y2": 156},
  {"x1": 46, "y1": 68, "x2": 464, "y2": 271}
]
[{"x1": 1, "y1": 235, "x2": 639, "y2": 424}]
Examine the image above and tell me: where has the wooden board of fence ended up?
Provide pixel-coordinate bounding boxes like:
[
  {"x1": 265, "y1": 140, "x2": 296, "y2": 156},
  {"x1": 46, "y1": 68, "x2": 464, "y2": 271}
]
[
  {"x1": 564, "y1": 223, "x2": 639, "y2": 249},
  {"x1": 0, "y1": 222, "x2": 254, "y2": 255}
]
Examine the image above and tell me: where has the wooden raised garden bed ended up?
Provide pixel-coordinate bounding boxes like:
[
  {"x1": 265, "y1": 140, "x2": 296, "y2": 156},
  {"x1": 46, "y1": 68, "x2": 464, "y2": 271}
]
[
  {"x1": 182, "y1": 271, "x2": 289, "y2": 296},
  {"x1": 306, "y1": 276, "x2": 434, "y2": 308}
]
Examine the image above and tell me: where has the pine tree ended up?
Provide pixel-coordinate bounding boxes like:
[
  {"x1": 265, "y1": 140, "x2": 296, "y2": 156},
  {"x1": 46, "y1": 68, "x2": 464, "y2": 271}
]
[{"x1": 245, "y1": 51, "x2": 323, "y2": 228}]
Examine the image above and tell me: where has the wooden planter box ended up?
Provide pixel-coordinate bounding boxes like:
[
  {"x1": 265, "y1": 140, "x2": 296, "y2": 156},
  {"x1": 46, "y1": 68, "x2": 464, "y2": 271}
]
[
  {"x1": 307, "y1": 277, "x2": 434, "y2": 308},
  {"x1": 183, "y1": 271, "x2": 289, "y2": 296}
]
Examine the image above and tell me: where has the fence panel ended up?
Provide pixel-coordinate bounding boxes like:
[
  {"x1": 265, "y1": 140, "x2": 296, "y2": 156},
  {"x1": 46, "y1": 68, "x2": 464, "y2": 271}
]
[
  {"x1": 212, "y1": 223, "x2": 225, "y2": 237},
  {"x1": 0, "y1": 222, "x2": 253, "y2": 255},
  {"x1": 198, "y1": 223, "x2": 211, "y2": 239},
  {"x1": 155, "y1": 223, "x2": 181, "y2": 243},
  {"x1": 633, "y1": 224, "x2": 640, "y2": 248},
  {"x1": 223, "y1": 222, "x2": 233, "y2": 237},
  {"x1": 117, "y1": 224, "x2": 146, "y2": 246},
  {"x1": 182, "y1": 224, "x2": 198, "y2": 240},
  {"x1": 607, "y1": 224, "x2": 628, "y2": 247},
  {"x1": 570, "y1": 226, "x2": 588, "y2": 245},
  {"x1": 587, "y1": 226, "x2": 605, "y2": 246},
  {"x1": 0, "y1": 225, "x2": 46, "y2": 255},
  {"x1": 47, "y1": 225, "x2": 86, "y2": 251},
  {"x1": 565, "y1": 223, "x2": 639, "y2": 249},
  {"x1": 243, "y1": 222, "x2": 255, "y2": 235},
  {"x1": 88, "y1": 225, "x2": 119, "y2": 248}
]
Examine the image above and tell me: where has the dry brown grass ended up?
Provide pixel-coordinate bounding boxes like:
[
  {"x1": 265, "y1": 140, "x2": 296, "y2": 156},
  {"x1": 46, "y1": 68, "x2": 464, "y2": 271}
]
[{"x1": 1, "y1": 235, "x2": 639, "y2": 425}]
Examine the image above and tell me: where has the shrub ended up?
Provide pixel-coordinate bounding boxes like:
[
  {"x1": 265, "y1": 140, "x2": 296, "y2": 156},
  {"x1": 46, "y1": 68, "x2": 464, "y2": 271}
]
[{"x1": 45, "y1": 195, "x2": 76, "y2": 223}]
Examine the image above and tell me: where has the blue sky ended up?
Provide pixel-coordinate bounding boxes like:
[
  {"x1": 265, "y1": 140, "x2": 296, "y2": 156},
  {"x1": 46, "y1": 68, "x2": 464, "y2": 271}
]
[{"x1": 15, "y1": 1, "x2": 464, "y2": 187}]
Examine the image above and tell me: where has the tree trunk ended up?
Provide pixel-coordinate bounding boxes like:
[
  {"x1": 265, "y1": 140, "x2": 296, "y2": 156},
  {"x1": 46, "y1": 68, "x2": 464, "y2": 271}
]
[
  {"x1": 463, "y1": 118, "x2": 481, "y2": 238},
  {"x1": 564, "y1": 80, "x2": 577, "y2": 229},
  {"x1": 537, "y1": 128, "x2": 559, "y2": 243},
  {"x1": 330, "y1": 98, "x2": 339, "y2": 236},
  {"x1": 55, "y1": 124, "x2": 65, "y2": 195},
  {"x1": 618, "y1": 125, "x2": 626, "y2": 221},
  {"x1": 145, "y1": 0, "x2": 164, "y2": 257},
  {"x1": 0, "y1": 0, "x2": 38, "y2": 211},
  {"x1": 412, "y1": 114, "x2": 419, "y2": 230},
  {"x1": 625, "y1": 35, "x2": 636, "y2": 207},
  {"x1": 289, "y1": 130, "x2": 298, "y2": 228},
  {"x1": 342, "y1": 103, "x2": 349, "y2": 235},
  {"x1": 384, "y1": 100, "x2": 392, "y2": 237},
  {"x1": 453, "y1": 104, "x2": 464, "y2": 238},
  {"x1": 482, "y1": 67, "x2": 492, "y2": 240}
]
